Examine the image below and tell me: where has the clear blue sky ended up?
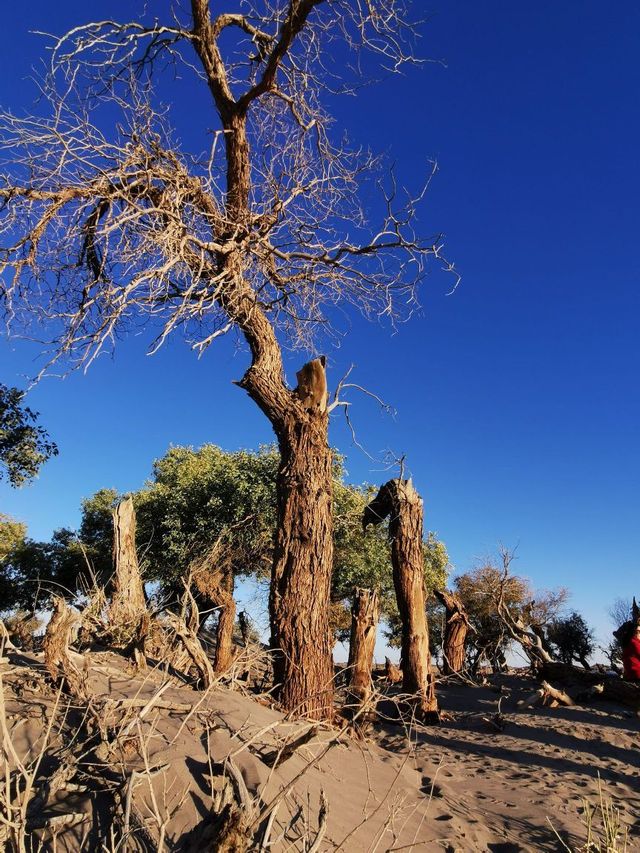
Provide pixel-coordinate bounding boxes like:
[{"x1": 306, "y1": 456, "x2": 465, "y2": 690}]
[{"x1": 1, "y1": 1, "x2": 638, "y2": 652}]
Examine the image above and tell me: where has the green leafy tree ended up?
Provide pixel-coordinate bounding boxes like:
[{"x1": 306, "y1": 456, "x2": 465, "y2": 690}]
[
  {"x1": 0, "y1": 513, "x2": 26, "y2": 562},
  {"x1": 135, "y1": 445, "x2": 279, "y2": 597},
  {"x1": 0, "y1": 513, "x2": 27, "y2": 612},
  {"x1": 0, "y1": 528, "x2": 83, "y2": 613},
  {"x1": 454, "y1": 564, "x2": 532, "y2": 673},
  {"x1": 547, "y1": 611, "x2": 595, "y2": 669},
  {"x1": 0, "y1": 385, "x2": 58, "y2": 486}
]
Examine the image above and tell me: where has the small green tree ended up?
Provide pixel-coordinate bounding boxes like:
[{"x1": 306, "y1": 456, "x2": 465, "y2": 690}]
[
  {"x1": 454, "y1": 564, "x2": 532, "y2": 673},
  {"x1": 0, "y1": 385, "x2": 58, "y2": 486},
  {"x1": 547, "y1": 611, "x2": 595, "y2": 669},
  {"x1": 0, "y1": 528, "x2": 83, "y2": 613}
]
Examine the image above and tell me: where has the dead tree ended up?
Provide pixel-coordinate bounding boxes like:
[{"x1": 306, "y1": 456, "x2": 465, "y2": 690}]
[
  {"x1": 108, "y1": 497, "x2": 148, "y2": 647},
  {"x1": 346, "y1": 588, "x2": 379, "y2": 715},
  {"x1": 43, "y1": 597, "x2": 84, "y2": 697},
  {"x1": 434, "y1": 588, "x2": 472, "y2": 675},
  {"x1": 494, "y1": 548, "x2": 554, "y2": 671},
  {"x1": 0, "y1": 2, "x2": 454, "y2": 719},
  {"x1": 364, "y1": 479, "x2": 439, "y2": 722}
]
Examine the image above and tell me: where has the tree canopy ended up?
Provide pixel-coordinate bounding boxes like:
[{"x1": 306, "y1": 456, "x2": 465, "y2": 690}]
[{"x1": 0, "y1": 385, "x2": 58, "y2": 486}]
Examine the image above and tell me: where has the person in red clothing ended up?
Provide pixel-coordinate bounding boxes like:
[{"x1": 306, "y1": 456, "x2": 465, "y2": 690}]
[{"x1": 622, "y1": 624, "x2": 640, "y2": 681}]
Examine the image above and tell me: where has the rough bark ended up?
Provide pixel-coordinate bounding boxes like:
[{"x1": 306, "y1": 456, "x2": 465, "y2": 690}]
[
  {"x1": 108, "y1": 497, "x2": 147, "y2": 646},
  {"x1": 364, "y1": 478, "x2": 439, "y2": 722},
  {"x1": 189, "y1": 2, "x2": 335, "y2": 719},
  {"x1": 43, "y1": 597, "x2": 84, "y2": 697},
  {"x1": 191, "y1": 549, "x2": 237, "y2": 674},
  {"x1": 346, "y1": 588, "x2": 379, "y2": 715},
  {"x1": 269, "y1": 409, "x2": 334, "y2": 720},
  {"x1": 214, "y1": 571, "x2": 236, "y2": 674},
  {"x1": 434, "y1": 588, "x2": 471, "y2": 675}
]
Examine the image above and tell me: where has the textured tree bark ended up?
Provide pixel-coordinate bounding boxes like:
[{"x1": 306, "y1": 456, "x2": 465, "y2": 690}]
[
  {"x1": 364, "y1": 479, "x2": 439, "y2": 722},
  {"x1": 269, "y1": 411, "x2": 335, "y2": 720},
  {"x1": 213, "y1": 571, "x2": 236, "y2": 674},
  {"x1": 435, "y1": 589, "x2": 471, "y2": 675},
  {"x1": 43, "y1": 596, "x2": 83, "y2": 697},
  {"x1": 190, "y1": 1, "x2": 336, "y2": 719},
  {"x1": 346, "y1": 588, "x2": 379, "y2": 715},
  {"x1": 108, "y1": 497, "x2": 147, "y2": 645}
]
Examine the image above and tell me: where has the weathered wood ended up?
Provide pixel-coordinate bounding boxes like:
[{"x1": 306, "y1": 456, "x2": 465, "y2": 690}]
[
  {"x1": 43, "y1": 597, "x2": 84, "y2": 697},
  {"x1": 385, "y1": 657, "x2": 403, "y2": 684},
  {"x1": 269, "y1": 390, "x2": 334, "y2": 720},
  {"x1": 434, "y1": 589, "x2": 471, "y2": 675},
  {"x1": 108, "y1": 497, "x2": 147, "y2": 646},
  {"x1": 365, "y1": 478, "x2": 439, "y2": 722},
  {"x1": 166, "y1": 613, "x2": 215, "y2": 689},
  {"x1": 192, "y1": 549, "x2": 237, "y2": 674},
  {"x1": 345, "y1": 588, "x2": 379, "y2": 716},
  {"x1": 540, "y1": 661, "x2": 640, "y2": 710}
]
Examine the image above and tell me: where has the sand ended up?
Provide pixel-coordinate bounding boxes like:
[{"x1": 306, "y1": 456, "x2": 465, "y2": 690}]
[{"x1": 2, "y1": 650, "x2": 638, "y2": 851}]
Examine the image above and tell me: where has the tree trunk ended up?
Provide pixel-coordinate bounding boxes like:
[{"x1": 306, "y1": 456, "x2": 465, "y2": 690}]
[
  {"x1": 108, "y1": 497, "x2": 147, "y2": 646},
  {"x1": 188, "y1": 15, "x2": 337, "y2": 717},
  {"x1": 269, "y1": 411, "x2": 334, "y2": 720},
  {"x1": 213, "y1": 571, "x2": 236, "y2": 673},
  {"x1": 435, "y1": 589, "x2": 471, "y2": 675},
  {"x1": 346, "y1": 588, "x2": 379, "y2": 716},
  {"x1": 364, "y1": 479, "x2": 439, "y2": 722}
]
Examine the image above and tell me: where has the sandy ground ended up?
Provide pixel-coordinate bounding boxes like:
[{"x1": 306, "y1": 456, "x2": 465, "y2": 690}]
[{"x1": 2, "y1": 650, "x2": 638, "y2": 851}]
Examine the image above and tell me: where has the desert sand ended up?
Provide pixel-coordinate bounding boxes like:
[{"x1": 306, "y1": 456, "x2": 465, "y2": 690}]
[{"x1": 2, "y1": 648, "x2": 638, "y2": 851}]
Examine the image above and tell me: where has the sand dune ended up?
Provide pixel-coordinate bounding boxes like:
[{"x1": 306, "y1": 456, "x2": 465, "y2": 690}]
[{"x1": 2, "y1": 651, "x2": 637, "y2": 851}]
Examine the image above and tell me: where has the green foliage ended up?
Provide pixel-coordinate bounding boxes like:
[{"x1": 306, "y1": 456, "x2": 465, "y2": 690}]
[
  {"x1": 0, "y1": 513, "x2": 26, "y2": 562},
  {"x1": 135, "y1": 444, "x2": 279, "y2": 589},
  {"x1": 0, "y1": 385, "x2": 58, "y2": 486},
  {"x1": 547, "y1": 611, "x2": 595, "y2": 666},
  {"x1": 454, "y1": 562, "x2": 568, "y2": 671},
  {"x1": 3, "y1": 441, "x2": 449, "y2": 644},
  {"x1": 0, "y1": 527, "x2": 85, "y2": 613}
]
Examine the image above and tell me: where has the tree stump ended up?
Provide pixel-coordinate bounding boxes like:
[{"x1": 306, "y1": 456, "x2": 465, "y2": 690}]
[
  {"x1": 364, "y1": 478, "x2": 439, "y2": 723},
  {"x1": 43, "y1": 596, "x2": 84, "y2": 697},
  {"x1": 435, "y1": 589, "x2": 471, "y2": 675},
  {"x1": 346, "y1": 587, "x2": 379, "y2": 718},
  {"x1": 108, "y1": 497, "x2": 148, "y2": 647}
]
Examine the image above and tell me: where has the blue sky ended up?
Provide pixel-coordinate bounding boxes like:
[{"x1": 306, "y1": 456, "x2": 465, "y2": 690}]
[{"x1": 1, "y1": 1, "x2": 639, "y2": 652}]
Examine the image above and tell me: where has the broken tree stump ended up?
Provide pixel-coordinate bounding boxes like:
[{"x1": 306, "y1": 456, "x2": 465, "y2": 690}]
[
  {"x1": 108, "y1": 497, "x2": 148, "y2": 647},
  {"x1": 364, "y1": 478, "x2": 439, "y2": 723},
  {"x1": 345, "y1": 587, "x2": 379, "y2": 718},
  {"x1": 434, "y1": 588, "x2": 472, "y2": 675},
  {"x1": 385, "y1": 657, "x2": 403, "y2": 684},
  {"x1": 43, "y1": 597, "x2": 84, "y2": 697}
]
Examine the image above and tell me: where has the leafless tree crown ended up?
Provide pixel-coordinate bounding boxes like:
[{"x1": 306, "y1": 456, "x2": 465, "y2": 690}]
[{"x1": 0, "y1": 0, "x2": 456, "y2": 376}]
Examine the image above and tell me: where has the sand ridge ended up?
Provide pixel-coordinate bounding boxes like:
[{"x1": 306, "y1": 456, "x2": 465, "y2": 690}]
[{"x1": 2, "y1": 652, "x2": 638, "y2": 851}]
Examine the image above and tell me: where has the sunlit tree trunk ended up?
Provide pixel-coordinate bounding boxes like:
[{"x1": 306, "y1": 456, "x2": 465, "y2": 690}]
[
  {"x1": 364, "y1": 479, "x2": 439, "y2": 722},
  {"x1": 346, "y1": 587, "x2": 379, "y2": 716},
  {"x1": 108, "y1": 497, "x2": 147, "y2": 645},
  {"x1": 435, "y1": 588, "x2": 471, "y2": 675}
]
